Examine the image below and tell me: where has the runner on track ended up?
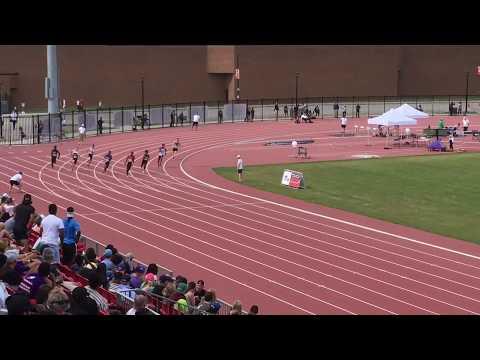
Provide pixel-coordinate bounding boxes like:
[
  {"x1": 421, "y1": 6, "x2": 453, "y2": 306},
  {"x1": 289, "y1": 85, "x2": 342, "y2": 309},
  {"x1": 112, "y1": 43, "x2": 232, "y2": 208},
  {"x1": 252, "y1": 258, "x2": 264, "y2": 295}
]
[
  {"x1": 103, "y1": 151, "x2": 113, "y2": 173},
  {"x1": 9, "y1": 171, "x2": 23, "y2": 193},
  {"x1": 71, "y1": 149, "x2": 80, "y2": 171},
  {"x1": 140, "y1": 150, "x2": 150, "y2": 173},
  {"x1": 87, "y1": 144, "x2": 95, "y2": 167},
  {"x1": 192, "y1": 113, "x2": 200, "y2": 130},
  {"x1": 158, "y1": 144, "x2": 167, "y2": 168},
  {"x1": 125, "y1": 151, "x2": 135, "y2": 176},
  {"x1": 172, "y1": 138, "x2": 180, "y2": 159},
  {"x1": 51, "y1": 145, "x2": 60, "y2": 168}
]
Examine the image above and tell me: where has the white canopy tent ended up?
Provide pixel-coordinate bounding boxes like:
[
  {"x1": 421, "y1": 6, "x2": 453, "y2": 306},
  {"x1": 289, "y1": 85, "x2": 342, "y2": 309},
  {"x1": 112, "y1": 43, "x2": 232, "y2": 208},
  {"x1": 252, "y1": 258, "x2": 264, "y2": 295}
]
[
  {"x1": 368, "y1": 109, "x2": 418, "y2": 127},
  {"x1": 368, "y1": 108, "x2": 418, "y2": 148},
  {"x1": 393, "y1": 103, "x2": 429, "y2": 119}
]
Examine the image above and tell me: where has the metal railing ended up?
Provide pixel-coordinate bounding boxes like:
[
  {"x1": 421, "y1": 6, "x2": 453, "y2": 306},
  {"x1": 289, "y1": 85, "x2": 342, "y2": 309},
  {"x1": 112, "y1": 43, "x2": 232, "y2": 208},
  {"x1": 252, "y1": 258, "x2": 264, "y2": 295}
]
[
  {"x1": 79, "y1": 235, "x2": 235, "y2": 315},
  {"x1": 2, "y1": 94, "x2": 479, "y2": 145}
]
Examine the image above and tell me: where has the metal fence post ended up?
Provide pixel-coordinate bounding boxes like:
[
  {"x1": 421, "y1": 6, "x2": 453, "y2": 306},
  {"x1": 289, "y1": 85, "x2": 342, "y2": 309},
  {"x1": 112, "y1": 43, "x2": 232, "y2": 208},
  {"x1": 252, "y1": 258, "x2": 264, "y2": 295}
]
[
  {"x1": 189, "y1": 103, "x2": 192, "y2": 125},
  {"x1": 71, "y1": 111, "x2": 74, "y2": 139},
  {"x1": 383, "y1": 96, "x2": 386, "y2": 113},
  {"x1": 48, "y1": 113, "x2": 51, "y2": 143},
  {"x1": 203, "y1": 101, "x2": 206, "y2": 124},
  {"x1": 231, "y1": 99, "x2": 234, "y2": 122},
  {"x1": 218, "y1": 101, "x2": 220, "y2": 123},
  {"x1": 261, "y1": 99, "x2": 264, "y2": 120},
  {"x1": 161, "y1": 104, "x2": 164, "y2": 128},
  {"x1": 148, "y1": 104, "x2": 151, "y2": 129},
  {"x1": 321, "y1": 97, "x2": 324, "y2": 119},
  {"x1": 121, "y1": 107, "x2": 124, "y2": 132},
  {"x1": 108, "y1": 107, "x2": 112, "y2": 134},
  {"x1": 37, "y1": 115, "x2": 41, "y2": 144}
]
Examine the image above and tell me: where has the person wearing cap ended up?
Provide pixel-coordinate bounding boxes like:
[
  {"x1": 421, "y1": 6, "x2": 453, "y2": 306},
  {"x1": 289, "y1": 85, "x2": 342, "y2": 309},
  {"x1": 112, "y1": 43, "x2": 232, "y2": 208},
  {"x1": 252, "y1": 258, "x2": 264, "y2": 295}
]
[
  {"x1": 9, "y1": 171, "x2": 23, "y2": 193},
  {"x1": 13, "y1": 193, "x2": 35, "y2": 246},
  {"x1": 40, "y1": 204, "x2": 64, "y2": 265},
  {"x1": 236, "y1": 155, "x2": 244, "y2": 182},
  {"x1": 6, "y1": 293, "x2": 32, "y2": 315},
  {"x1": 141, "y1": 272, "x2": 157, "y2": 292},
  {"x1": 130, "y1": 265, "x2": 146, "y2": 288},
  {"x1": 62, "y1": 207, "x2": 81, "y2": 266}
]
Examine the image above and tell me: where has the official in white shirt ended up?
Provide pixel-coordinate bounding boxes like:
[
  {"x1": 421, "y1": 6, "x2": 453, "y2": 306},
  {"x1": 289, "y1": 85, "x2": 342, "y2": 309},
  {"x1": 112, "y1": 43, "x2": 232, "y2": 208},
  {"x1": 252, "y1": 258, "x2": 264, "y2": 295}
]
[
  {"x1": 192, "y1": 113, "x2": 200, "y2": 130},
  {"x1": 341, "y1": 117, "x2": 348, "y2": 135},
  {"x1": 236, "y1": 155, "x2": 244, "y2": 182}
]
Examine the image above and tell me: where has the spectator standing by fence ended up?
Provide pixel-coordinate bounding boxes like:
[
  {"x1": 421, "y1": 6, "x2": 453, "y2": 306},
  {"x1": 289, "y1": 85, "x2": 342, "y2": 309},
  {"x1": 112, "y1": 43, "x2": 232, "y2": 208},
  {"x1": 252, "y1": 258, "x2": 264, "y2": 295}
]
[
  {"x1": 97, "y1": 116, "x2": 103, "y2": 135},
  {"x1": 10, "y1": 107, "x2": 18, "y2": 131},
  {"x1": 356, "y1": 104, "x2": 361, "y2": 118},
  {"x1": 170, "y1": 111, "x2": 175, "y2": 127},
  {"x1": 284, "y1": 105, "x2": 288, "y2": 118},
  {"x1": 458, "y1": 102, "x2": 462, "y2": 115},
  {"x1": 13, "y1": 194, "x2": 34, "y2": 246},
  {"x1": 218, "y1": 109, "x2": 223, "y2": 123},
  {"x1": 274, "y1": 102, "x2": 279, "y2": 120},
  {"x1": 250, "y1": 107, "x2": 255, "y2": 121},
  {"x1": 333, "y1": 102, "x2": 339, "y2": 118}
]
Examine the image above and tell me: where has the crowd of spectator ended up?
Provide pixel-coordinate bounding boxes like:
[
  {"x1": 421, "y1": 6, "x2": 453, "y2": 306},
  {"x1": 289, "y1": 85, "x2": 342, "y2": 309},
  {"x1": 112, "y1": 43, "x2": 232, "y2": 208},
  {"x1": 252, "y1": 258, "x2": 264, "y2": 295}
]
[{"x1": 0, "y1": 193, "x2": 259, "y2": 315}]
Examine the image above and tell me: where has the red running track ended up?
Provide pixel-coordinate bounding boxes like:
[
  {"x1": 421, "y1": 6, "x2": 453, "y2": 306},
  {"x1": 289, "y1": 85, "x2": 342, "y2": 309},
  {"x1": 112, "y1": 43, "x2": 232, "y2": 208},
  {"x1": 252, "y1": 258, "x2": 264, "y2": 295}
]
[{"x1": 2, "y1": 116, "x2": 480, "y2": 314}]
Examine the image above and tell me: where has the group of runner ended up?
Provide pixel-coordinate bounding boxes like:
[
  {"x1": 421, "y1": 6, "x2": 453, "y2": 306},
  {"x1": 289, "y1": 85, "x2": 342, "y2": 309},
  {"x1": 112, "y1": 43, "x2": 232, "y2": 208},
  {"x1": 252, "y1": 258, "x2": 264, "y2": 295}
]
[{"x1": 48, "y1": 138, "x2": 181, "y2": 176}]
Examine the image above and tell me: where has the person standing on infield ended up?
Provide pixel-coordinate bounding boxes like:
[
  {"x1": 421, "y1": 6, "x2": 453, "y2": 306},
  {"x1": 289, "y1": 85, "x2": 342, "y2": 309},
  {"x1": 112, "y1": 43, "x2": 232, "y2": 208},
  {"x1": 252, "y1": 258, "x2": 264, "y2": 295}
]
[
  {"x1": 192, "y1": 113, "x2": 200, "y2": 130},
  {"x1": 341, "y1": 116, "x2": 348, "y2": 135},
  {"x1": 236, "y1": 155, "x2": 244, "y2": 182},
  {"x1": 51, "y1": 145, "x2": 61, "y2": 168},
  {"x1": 125, "y1": 152, "x2": 135, "y2": 176}
]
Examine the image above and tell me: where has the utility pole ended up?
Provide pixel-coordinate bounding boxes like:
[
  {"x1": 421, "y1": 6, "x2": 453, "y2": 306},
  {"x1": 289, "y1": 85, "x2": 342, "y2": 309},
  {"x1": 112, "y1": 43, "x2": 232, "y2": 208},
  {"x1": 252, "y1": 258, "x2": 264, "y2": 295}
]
[
  {"x1": 295, "y1": 72, "x2": 299, "y2": 113},
  {"x1": 465, "y1": 71, "x2": 469, "y2": 115},
  {"x1": 46, "y1": 45, "x2": 59, "y2": 114}
]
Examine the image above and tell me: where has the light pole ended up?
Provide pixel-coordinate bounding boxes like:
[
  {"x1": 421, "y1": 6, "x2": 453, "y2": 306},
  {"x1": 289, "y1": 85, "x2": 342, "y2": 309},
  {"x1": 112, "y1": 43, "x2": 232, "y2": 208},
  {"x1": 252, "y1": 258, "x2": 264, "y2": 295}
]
[
  {"x1": 295, "y1": 72, "x2": 299, "y2": 109},
  {"x1": 465, "y1": 71, "x2": 469, "y2": 115},
  {"x1": 141, "y1": 76, "x2": 145, "y2": 118},
  {"x1": 46, "y1": 45, "x2": 59, "y2": 114}
]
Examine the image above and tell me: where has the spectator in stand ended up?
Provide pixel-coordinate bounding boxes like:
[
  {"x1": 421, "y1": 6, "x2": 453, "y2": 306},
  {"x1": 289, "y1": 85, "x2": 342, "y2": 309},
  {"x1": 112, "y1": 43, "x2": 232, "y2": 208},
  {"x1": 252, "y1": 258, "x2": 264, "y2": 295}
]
[
  {"x1": 230, "y1": 300, "x2": 243, "y2": 315},
  {"x1": 27, "y1": 215, "x2": 42, "y2": 250},
  {"x1": 39, "y1": 204, "x2": 64, "y2": 264},
  {"x1": 197, "y1": 290, "x2": 214, "y2": 314},
  {"x1": 0, "y1": 254, "x2": 8, "y2": 311},
  {"x1": 0, "y1": 223, "x2": 13, "y2": 245},
  {"x1": 162, "y1": 279, "x2": 176, "y2": 299},
  {"x1": 248, "y1": 305, "x2": 259, "y2": 315},
  {"x1": 78, "y1": 248, "x2": 99, "y2": 279},
  {"x1": 141, "y1": 273, "x2": 157, "y2": 292},
  {"x1": 13, "y1": 194, "x2": 35, "y2": 246},
  {"x1": 70, "y1": 286, "x2": 99, "y2": 315},
  {"x1": 70, "y1": 254, "x2": 85, "y2": 273},
  {"x1": 146, "y1": 263, "x2": 158, "y2": 277},
  {"x1": 121, "y1": 252, "x2": 135, "y2": 274},
  {"x1": 175, "y1": 275, "x2": 187, "y2": 286},
  {"x1": 62, "y1": 207, "x2": 81, "y2": 266},
  {"x1": 18, "y1": 262, "x2": 53, "y2": 299},
  {"x1": 4, "y1": 216, "x2": 15, "y2": 239},
  {"x1": 109, "y1": 272, "x2": 133, "y2": 296},
  {"x1": 170, "y1": 281, "x2": 187, "y2": 302},
  {"x1": 1, "y1": 269, "x2": 23, "y2": 291},
  {"x1": 127, "y1": 294, "x2": 148, "y2": 315},
  {"x1": 110, "y1": 254, "x2": 123, "y2": 274},
  {"x1": 194, "y1": 280, "x2": 206, "y2": 305},
  {"x1": 151, "y1": 282, "x2": 165, "y2": 297},
  {"x1": 184, "y1": 281, "x2": 196, "y2": 310},
  {"x1": 46, "y1": 287, "x2": 71, "y2": 315},
  {"x1": 207, "y1": 289, "x2": 221, "y2": 314},
  {"x1": 100, "y1": 244, "x2": 117, "y2": 261},
  {"x1": 101, "y1": 249, "x2": 114, "y2": 280},
  {"x1": 6, "y1": 292, "x2": 32, "y2": 315},
  {"x1": 96, "y1": 263, "x2": 108, "y2": 289},
  {"x1": 127, "y1": 295, "x2": 148, "y2": 315},
  {"x1": 84, "y1": 272, "x2": 109, "y2": 313},
  {"x1": 32, "y1": 284, "x2": 52, "y2": 314},
  {"x1": 130, "y1": 265, "x2": 146, "y2": 289}
]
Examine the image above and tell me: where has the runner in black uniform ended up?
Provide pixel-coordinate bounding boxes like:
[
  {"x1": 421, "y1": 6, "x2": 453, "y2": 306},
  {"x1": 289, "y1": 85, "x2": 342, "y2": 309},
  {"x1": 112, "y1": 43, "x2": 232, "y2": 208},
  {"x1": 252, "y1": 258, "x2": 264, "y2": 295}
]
[
  {"x1": 125, "y1": 152, "x2": 135, "y2": 176},
  {"x1": 140, "y1": 150, "x2": 150, "y2": 173},
  {"x1": 158, "y1": 144, "x2": 167, "y2": 168},
  {"x1": 172, "y1": 138, "x2": 180, "y2": 159},
  {"x1": 51, "y1": 145, "x2": 60, "y2": 168},
  {"x1": 103, "y1": 151, "x2": 113, "y2": 173},
  {"x1": 87, "y1": 144, "x2": 95, "y2": 167},
  {"x1": 71, "y1": 149, "x2": 80, "y2": 171}
]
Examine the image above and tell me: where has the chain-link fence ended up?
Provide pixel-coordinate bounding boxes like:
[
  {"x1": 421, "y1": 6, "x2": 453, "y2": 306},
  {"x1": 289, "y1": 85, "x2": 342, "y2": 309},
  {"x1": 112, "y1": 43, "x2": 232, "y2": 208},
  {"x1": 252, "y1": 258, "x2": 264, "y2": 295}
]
[{"x1": 2, "y1": 95, "x2": 479, "y2": 145}]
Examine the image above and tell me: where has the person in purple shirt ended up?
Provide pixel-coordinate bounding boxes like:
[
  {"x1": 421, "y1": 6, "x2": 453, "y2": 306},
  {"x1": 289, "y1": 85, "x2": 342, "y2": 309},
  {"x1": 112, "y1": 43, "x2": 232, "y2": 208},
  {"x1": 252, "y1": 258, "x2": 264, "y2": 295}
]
[{"x1": 18, "y1": 262, "x2": 53, "y2": 299}]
